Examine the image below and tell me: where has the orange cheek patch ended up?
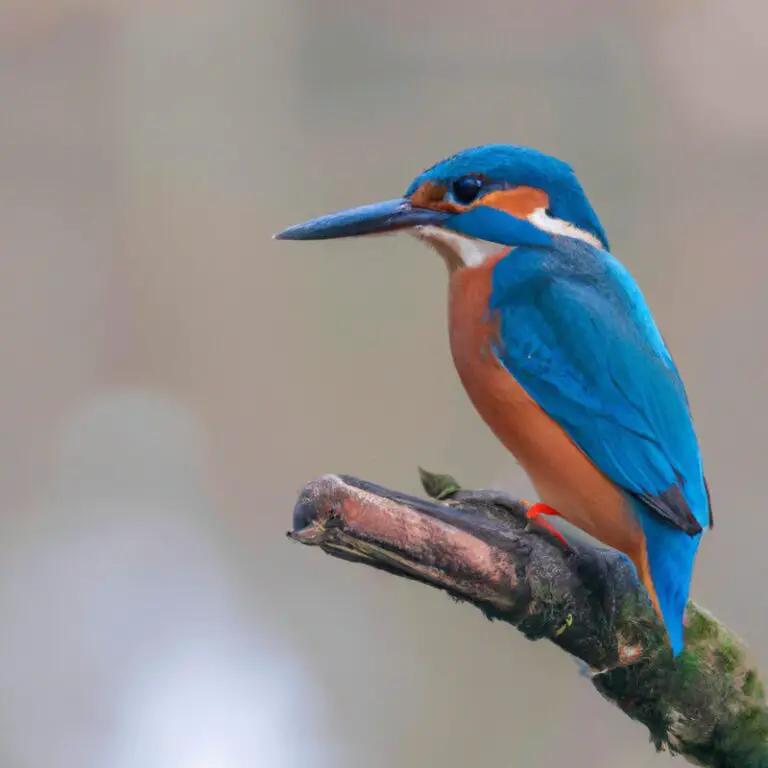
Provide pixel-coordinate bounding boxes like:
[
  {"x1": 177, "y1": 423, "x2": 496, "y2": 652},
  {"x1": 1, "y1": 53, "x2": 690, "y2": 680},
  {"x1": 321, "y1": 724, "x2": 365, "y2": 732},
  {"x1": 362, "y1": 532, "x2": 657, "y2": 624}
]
[
  {"x1": 474, "y1": 187, "x2": 549, "y2": 218},
  {"x1": 410, "y1": 182, "x2": 549, "y2": 219},
  {"x1": 410, "y1": 181, "x2": 464, "y2": 214}
]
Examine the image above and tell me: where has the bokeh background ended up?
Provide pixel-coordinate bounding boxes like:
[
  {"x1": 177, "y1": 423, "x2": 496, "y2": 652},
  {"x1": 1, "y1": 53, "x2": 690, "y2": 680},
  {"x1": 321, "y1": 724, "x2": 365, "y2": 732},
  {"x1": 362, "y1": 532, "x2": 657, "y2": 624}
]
[{"x1": 2, "y1": 1, "x2": 767, "y2": 766}]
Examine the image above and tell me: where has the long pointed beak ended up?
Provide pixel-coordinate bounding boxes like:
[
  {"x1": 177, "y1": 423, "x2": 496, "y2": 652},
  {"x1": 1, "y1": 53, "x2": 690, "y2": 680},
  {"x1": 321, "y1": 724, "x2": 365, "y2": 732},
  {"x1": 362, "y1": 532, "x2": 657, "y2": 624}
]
[{"x1": 273, "y1": 198, "x2": 450, "y2": 241}]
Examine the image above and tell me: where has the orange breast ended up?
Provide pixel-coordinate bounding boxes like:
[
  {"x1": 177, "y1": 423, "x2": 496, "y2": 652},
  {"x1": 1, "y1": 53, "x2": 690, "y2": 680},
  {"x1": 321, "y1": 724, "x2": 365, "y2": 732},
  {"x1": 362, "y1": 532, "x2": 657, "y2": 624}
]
[{"x1": 447, "y1": 253, "x2": 645, "y2": 560}]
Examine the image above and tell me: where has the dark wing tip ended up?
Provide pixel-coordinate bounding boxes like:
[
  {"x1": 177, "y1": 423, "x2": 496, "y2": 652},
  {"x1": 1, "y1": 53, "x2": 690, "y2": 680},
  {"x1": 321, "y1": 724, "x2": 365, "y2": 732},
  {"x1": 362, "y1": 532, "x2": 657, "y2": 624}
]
[{"x1": 639, "y1": 485, "x2": 703, "y2": 536}]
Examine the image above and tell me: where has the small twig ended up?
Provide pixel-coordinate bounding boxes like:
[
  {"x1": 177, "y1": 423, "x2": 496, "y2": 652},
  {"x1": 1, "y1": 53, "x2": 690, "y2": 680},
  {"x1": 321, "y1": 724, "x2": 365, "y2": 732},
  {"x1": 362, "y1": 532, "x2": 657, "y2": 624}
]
[{"x1": 288, "y1": 471, "x2": 768, "y2": 768}]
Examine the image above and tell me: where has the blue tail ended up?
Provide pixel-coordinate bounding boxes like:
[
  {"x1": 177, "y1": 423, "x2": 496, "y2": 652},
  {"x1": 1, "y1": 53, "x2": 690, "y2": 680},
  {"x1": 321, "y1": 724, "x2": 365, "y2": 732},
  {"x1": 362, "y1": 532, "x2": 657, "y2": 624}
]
[{"x1": 633, "y1": 501, "x2": 702, "y2": 655}]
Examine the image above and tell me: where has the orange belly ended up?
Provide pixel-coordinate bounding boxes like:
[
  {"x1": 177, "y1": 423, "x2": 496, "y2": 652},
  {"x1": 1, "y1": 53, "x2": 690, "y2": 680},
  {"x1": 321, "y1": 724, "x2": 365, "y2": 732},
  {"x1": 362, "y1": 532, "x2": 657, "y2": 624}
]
[{"x1": 448, "y1": 254, "x2": 645, "y2": 561}]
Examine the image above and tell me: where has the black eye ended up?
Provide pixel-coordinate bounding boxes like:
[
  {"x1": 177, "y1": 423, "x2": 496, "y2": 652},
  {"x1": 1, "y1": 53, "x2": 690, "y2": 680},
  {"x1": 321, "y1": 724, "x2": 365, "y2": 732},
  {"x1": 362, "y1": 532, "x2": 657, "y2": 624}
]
[{"x1": 451, "y1": 176, "x2": 483, "y2": 205}]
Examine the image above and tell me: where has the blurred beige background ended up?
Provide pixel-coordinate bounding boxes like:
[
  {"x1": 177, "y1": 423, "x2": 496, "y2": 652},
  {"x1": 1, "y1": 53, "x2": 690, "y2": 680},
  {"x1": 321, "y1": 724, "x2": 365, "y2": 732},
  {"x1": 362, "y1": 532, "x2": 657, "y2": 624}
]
[{"x1": 1, "y1": 1, "x2": 766, "y2": 766}]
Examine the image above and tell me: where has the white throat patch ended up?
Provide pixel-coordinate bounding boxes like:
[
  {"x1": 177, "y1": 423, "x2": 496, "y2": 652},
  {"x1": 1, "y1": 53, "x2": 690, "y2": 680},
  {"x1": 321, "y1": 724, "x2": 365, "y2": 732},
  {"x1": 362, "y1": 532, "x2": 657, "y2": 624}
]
[
  {"x1": 410, "y1": 209, "x2": 602, "y2": 268},
  {"x1": 411, "y1": 226, "x2": 502, "y2": 268}
]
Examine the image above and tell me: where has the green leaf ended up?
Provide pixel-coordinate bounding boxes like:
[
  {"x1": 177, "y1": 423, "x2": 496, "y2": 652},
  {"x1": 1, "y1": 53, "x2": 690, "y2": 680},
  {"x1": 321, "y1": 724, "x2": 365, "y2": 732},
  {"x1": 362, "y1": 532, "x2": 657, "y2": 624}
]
[{"x1": 418, "y1": 467, "x2": 462, "y2": 500}]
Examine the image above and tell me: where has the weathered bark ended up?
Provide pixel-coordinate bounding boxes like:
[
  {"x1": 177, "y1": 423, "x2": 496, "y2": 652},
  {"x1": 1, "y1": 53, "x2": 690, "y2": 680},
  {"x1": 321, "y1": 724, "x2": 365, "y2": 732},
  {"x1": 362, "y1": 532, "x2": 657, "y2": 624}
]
[{"x1": 288, "y1": 470, "x2": 768, "y2": 768}]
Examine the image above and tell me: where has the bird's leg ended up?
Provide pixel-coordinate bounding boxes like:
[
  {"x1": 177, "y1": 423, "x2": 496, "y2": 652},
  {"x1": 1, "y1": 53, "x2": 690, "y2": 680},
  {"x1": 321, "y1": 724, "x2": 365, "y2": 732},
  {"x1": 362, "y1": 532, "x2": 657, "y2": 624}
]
[{"x1": 524, "y1": 502, "x2": 570, "y2": 550}]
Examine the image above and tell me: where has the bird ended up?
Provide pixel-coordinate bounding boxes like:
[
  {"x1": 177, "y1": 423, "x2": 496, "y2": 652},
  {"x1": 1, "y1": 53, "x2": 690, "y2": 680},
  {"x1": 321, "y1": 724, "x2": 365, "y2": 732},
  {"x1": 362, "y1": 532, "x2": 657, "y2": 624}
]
[{"x1": 274, "y1": 144, "x2": 711, "y2": 656}]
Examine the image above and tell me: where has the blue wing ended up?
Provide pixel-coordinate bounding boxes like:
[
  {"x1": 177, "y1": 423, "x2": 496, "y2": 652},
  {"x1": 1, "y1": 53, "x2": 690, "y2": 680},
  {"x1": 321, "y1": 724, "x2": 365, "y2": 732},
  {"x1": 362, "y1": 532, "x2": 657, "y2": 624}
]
[{"x1": 489, "y1": 240, "x2": 711, "y2": 533}]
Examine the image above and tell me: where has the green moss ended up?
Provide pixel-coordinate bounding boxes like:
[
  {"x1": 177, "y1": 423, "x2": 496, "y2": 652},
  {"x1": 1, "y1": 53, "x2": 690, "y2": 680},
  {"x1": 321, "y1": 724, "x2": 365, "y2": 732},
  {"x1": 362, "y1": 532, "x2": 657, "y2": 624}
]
[
  {"x1": 715, "y1": 636, "x2": 744, "y2": 676},
  {"x1": 685, "y1": 604, "x2": 721, "y2": 643},
  {"x1": 675, "y1": 648, "x2": 702, "y2": 677},
  {"x1": 613, "y1": 591, "x2": 661, "y2": 651},
  {"x1": 727, "y1": 702, "x2": 768, "y2": 764},
  {"x1": 744, "y1": 669, "x2": 765, "y2": 701}
]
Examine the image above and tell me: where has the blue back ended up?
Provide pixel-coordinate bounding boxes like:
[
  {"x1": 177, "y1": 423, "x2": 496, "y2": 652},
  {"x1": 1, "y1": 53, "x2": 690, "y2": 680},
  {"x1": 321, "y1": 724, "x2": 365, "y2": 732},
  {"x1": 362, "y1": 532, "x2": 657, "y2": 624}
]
[{"x1": 488, "y1": 238, "x2": 710, "y2": 653}]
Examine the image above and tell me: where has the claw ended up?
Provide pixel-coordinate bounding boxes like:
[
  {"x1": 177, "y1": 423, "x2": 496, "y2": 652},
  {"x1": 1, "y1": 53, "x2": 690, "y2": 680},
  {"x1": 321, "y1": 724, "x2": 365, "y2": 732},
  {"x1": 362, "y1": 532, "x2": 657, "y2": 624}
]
[{"x1": 525, "y1": 502, "x2": 570, "y2": 550}]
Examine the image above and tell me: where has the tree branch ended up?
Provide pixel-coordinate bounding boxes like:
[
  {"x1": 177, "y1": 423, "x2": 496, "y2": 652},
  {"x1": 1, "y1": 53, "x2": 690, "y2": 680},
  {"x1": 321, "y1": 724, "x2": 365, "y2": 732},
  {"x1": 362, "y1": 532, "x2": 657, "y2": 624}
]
[{"x1": 287, "y1": 471, "x2": 768, "y2": 768}]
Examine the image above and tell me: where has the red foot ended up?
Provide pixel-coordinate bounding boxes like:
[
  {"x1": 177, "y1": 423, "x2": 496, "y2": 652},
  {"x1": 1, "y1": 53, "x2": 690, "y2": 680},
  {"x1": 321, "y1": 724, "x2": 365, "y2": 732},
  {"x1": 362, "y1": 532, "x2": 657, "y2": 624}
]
[{"x1": 525, "y1": 503, "x2": 570, "y2": 550}]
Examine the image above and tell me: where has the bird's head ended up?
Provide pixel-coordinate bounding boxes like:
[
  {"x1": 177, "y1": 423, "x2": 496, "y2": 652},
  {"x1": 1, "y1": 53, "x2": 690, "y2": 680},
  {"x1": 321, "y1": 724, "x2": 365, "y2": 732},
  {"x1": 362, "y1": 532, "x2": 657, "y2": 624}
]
[{"x1": 275, "y1": 144, "x2": 609, "y2": 269}]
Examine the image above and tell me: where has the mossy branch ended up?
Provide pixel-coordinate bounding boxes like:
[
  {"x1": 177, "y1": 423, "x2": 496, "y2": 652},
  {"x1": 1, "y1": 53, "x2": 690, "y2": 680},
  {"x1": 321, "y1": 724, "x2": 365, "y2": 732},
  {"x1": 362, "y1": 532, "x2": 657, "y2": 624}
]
[{"x1": 288, "y1": 471, "x2": 767, "y2": 768}]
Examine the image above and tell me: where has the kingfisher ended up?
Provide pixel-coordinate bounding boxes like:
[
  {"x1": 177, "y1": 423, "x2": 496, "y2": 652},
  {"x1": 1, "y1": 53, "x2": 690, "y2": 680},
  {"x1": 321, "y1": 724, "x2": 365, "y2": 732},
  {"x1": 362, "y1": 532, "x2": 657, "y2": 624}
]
[{"x1": 274, "y1": 144, "x2": 711, "y2": 656}]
